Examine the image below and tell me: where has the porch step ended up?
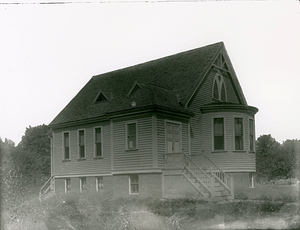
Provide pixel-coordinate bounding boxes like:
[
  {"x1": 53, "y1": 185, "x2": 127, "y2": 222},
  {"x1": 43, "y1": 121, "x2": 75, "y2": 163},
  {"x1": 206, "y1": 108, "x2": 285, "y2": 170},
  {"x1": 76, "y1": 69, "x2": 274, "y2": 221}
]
[{"x1": 182, "y1": 170, "x2": 210, "y2": 198}]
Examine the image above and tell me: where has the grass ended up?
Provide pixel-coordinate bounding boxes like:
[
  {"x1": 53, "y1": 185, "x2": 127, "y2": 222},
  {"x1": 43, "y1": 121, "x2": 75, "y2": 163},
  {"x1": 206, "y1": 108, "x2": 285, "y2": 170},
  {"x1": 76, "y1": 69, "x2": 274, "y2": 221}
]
[
  {"x1": 2, "y1": 183, "x2": 300, "y2": 229},
  {"x1": 235, "y1": 182, "x2": 299, "y2": 203}
]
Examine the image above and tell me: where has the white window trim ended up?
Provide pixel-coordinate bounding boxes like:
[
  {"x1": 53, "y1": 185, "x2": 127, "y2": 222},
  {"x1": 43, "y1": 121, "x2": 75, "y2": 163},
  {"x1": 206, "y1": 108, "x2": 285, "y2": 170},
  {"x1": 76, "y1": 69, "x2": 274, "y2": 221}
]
[
  {"x1": 96, "y1": 177, "x2": 103, "y2": 192},
  {"x1": 212, "y1": 116, "x2": 226, "y2": 151},
  {"x1": 129, "y1": 174, "x2": 139, "y2": 195},
  {"x1": 249, "y1": 119, "x2": 255, "y2": 152},
  {"x1": 65, "y1": 178, "x2": 71, "y2": 194},
  {"x1": 125, "y1": 121, "x2": 138, "y2": 150},
  {"x1": 164, "y1": 119, "x2": 182, "y2": 154},
  {"x1": 212, "y1": 73, "x2": 227, "y2": 102},
  {"x1": 62, "y1": 131, "x2": 70, "y2": 160},
  {"x1": 234, "y1": 117, "x2": 245, "y2": 151},
  {"x1": 77, "y1": 129, "x2": 86, "y2": 159},
  {"x1": 94, "y1": 126, "x2": 103, "y2": 158},
  {"x1": 80, "y1": 177, "x2": 86, "y2": 193}
]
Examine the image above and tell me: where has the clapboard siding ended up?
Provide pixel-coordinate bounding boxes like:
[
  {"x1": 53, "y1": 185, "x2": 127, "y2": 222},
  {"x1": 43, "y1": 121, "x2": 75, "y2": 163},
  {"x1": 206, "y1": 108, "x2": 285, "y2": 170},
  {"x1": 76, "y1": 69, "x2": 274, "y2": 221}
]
[
  {"x1": 223, "y1": 74, "x2": 240, "y2": 104},
  {"x1": 207, "y1": 152, "x2": 256, "y2": 172},
  {"x1": 157, "y1": 117, "x2": 166, "y2": 168},
  {"x1": 112, "y1": 115, "x2": 153, "y2": 170},
  {"x1": 52, "y1": 121, "x2": 111, "y2": 176}
]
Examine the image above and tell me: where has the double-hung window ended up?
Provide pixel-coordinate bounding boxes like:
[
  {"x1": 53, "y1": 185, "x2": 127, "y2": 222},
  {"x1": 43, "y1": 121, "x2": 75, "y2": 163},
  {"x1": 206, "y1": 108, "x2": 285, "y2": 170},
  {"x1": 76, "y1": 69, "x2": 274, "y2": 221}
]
[
  {"x1": 166, "y1": 122, "x2": 181, "y2": 153},
  {"x1": 63, "y1": 132, "x2": 70, "y2": 160},
  {"x1": 78, "y1": 130, "x2": 85, "y2": 158},
  {"x1": 214, "y1": 118, "x2": 224, "y2": 150},
  {"x1": 127, "y1": 122, "x2": 137, "y2": 149},
  {"x1": 129, "y1": 174, "x2": 139, "y2": 194},
  {"x1": 249, "y1": 119, "x2": 254, "y2": 151},
  {"x1": 95, "y1": 127, "x2": 102, "y2": 157},
  {"x1": 234, "y1": 118, "x2": 244, "y2": 150}
]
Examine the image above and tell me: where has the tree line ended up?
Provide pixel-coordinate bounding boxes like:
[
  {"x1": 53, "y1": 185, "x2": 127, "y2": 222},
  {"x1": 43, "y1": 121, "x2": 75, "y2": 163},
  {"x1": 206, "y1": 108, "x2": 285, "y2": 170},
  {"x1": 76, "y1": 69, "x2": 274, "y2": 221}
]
[{"x1": 1, "y1": 124, "x2": 50, "y2": 203}]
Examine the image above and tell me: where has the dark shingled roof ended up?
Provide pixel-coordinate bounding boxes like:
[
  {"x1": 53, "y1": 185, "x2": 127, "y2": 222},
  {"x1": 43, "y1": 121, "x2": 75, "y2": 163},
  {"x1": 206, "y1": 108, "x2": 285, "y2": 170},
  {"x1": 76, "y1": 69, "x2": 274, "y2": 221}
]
[{"x1": 50, "y1": 42, "x2": 224, "y2": 127}]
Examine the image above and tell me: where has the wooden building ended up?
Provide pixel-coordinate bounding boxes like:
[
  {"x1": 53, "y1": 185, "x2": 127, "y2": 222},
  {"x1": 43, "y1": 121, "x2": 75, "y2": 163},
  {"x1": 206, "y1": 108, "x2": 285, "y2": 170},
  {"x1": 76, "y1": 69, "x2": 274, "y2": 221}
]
[{"x1": 41, "y1": 42, "x2": 258, "y2": 200}]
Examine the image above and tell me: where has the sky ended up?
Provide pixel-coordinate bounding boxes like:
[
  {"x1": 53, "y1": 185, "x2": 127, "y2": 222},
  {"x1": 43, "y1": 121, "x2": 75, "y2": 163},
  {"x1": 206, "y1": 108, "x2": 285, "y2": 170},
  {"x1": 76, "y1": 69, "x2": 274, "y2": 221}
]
[{"x1": 0, "y1": 0, "x2": 300, "y2": 145}]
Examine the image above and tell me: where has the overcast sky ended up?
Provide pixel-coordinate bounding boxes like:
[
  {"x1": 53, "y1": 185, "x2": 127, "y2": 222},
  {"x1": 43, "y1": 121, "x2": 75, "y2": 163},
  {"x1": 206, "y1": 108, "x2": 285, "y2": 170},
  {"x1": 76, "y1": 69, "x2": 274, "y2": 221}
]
[{"x1": 1, "y1": 0, "x2": 299, "y2": 145}]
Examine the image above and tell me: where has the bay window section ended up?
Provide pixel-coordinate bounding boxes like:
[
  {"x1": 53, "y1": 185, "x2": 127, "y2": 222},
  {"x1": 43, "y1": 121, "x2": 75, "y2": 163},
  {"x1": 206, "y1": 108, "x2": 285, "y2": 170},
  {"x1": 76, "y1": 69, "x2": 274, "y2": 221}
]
[
  {"x1": 235, "y1": 118, "x2": 244, "y2": 150},
  {"x1": 214, "y1": 118, "x2": 224, "y2": 150},
  {"x1": 249, "y1": 119, "x2": 254, "y2": 151}
]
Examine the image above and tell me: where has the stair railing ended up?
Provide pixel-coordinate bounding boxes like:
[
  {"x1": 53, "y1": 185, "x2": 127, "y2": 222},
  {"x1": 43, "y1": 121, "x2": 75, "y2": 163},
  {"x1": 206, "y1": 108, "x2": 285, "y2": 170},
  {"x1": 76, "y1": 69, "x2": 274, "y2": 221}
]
[
  {"x1": 203, "y1": 154, "x2": 231, "y2": 192},
  {"x1": 183, "y1": 153, "x2": 212, "y2": 194},
  {"x1": 39, "y1": 176, "x2": 53, "y2": 201}
]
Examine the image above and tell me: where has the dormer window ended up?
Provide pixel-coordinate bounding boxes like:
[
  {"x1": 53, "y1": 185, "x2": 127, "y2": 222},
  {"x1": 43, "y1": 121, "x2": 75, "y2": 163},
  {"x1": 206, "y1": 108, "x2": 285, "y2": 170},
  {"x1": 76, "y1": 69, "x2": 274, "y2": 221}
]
[
  {"x1": 212, "y1": 73, "x2": 227, "y2": 102},
  {"x1": 127, "y1": 81, "x2": 143, "y2": 97},
  {"x1": 94, "y1": 91, "x2": 109, "y2": 103}
]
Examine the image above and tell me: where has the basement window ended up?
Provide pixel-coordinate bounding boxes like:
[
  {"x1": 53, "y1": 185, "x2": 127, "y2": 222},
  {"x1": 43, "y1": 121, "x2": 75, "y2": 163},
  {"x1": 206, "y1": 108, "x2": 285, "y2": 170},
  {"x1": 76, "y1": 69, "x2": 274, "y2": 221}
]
[
  {"x1": 96, "y1": 177, "x2": 103, "y2": 192},
  {"x1": 129, "y1": 174, "x2": 139, "y2": 194}
]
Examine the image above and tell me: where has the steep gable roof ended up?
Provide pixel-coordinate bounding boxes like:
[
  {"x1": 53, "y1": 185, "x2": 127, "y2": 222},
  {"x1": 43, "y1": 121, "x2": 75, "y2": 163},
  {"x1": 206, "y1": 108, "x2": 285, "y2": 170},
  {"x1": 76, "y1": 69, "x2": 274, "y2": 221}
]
[{"x1": 50, "y1": 42, "x2": 245, "y2": 127}]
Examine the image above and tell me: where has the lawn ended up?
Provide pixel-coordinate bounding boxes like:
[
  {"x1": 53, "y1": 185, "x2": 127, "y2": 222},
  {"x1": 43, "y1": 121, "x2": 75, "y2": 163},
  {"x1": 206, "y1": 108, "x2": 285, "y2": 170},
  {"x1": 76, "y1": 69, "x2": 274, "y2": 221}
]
[{"x1": 2, "y1": 183, "x2": 299, "y2": 230}]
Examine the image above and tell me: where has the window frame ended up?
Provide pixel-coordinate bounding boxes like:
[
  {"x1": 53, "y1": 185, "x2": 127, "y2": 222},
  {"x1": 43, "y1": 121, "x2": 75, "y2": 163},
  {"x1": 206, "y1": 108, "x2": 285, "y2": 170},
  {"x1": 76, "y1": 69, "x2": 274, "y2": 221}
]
[
  {"x1": 165, "y1": 120, "x2": 182, "y2": 154},
  {"x1": 94, "y1": 126, "x2": 103, "y2": 158},
  {"x1": 212, "y1": 117, "x2": 225, "y2": 151},
  {"x1": 249, "y1": 119, "x2": 255, "y2": 152},
  {"x1": 212, "y1": 73, "x2": 227, "y2": 102},
  {"x1": 234, "y1": 117, "x2": 244, "y2": 151},
  {"x1": 78, "y1": 129, "x2": 86, "y2": 159},
  {"x1": 62, "y1": 131, "x2": 70, "y2": 161},
  {"x1": 129, "y1": 174, "x2": 139, "y2": 195},
  {"x1": 65, "y1": 178, "x2": 71, "y2": 194},
  {"x1": 96, "y1": 177, "x2": 104, "y2": 192},
  {"x1": 126, "y1": 121, "x2": 138, "y2": 150}
]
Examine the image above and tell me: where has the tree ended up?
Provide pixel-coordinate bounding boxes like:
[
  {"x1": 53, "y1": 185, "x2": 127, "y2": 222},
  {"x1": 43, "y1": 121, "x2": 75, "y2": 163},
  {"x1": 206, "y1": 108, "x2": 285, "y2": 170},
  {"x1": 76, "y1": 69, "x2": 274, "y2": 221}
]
[
  {"x1": 11, "y1": 124, "x2": 51, "y2": 187},
  {"x1": 256, "y1": 134, "x2": 299, "y2": 181}
]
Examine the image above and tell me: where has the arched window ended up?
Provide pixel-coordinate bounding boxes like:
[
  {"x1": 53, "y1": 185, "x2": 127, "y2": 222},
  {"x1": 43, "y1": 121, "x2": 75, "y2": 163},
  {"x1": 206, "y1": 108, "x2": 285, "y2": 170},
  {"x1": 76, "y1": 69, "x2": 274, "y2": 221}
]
[{"x1": 212, "y1": 74, "x2": 227, "y2": 102}]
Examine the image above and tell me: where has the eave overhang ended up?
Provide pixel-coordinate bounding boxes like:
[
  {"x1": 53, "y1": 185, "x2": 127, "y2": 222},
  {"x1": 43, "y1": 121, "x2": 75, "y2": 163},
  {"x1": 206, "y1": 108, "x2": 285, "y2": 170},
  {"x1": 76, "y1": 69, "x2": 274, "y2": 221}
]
[
  {"x1": 107, "y1": 104, "x2": 195, "y2": 119},
  {"x1": 50, "y1": 105, "x2": 195, "y2": 130},
  {"x1": 201, "y1": 103, "x2": 258, "y2": 116}
]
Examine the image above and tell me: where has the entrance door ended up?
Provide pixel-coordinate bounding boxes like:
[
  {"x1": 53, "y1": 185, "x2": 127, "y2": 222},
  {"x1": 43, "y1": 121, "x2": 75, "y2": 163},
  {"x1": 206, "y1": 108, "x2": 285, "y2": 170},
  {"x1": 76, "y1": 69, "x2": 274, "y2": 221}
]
[{"x1": 166, "y1": 122, "x2": 181, "y2": 153}]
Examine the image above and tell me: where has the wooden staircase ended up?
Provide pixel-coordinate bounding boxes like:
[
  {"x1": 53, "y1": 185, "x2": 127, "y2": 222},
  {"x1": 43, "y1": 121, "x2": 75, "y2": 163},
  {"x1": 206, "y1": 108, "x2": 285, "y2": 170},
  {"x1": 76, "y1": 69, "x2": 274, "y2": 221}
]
[
  {"x1": 164, "y1": 153, "x2": 234, "y2": 200},
  {"x1": 39, "y1": 176, "x2": 54, "y2": 201}
]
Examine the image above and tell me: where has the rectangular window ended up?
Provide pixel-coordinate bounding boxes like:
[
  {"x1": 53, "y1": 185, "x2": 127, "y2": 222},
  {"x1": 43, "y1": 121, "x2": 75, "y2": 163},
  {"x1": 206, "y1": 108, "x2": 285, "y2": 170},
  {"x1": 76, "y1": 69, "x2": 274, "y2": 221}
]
[
  {"x1": 166, "y1": 122, "x2": 181, "y2": 153},
  {"x1": 214, "y1": 118, "x2": 224, "y2": 150},
  {"x1": 65, "y1": 178, "x2": 71, "y2": 193},
  {"x1": 127, "y1": 123, "x2": 137, "y2": 149},
  {"x1": 129, "y1": 174, "x2": 139, "y2": 194},
  {"x1": 78, "y1": 130, "x2": 85, "y2": 158},
  {"x1": 96, "y1": 177, "x2": 103, "y2": 192},
  {"x1": 234, "y1": 118, "x2": 244, "y2": 150},
  {"x1": 80, "y1": 177, "x2": 87, "y2": 192},
  {"x1": 95, "y1": 127, "x2": 102, "y2": 157},
  {"x1": 63, "y1": 132, "x2": 70, "y2": 160},
  {"x1": 249, "y1": 119, "x2": 254, "y2": 151}
]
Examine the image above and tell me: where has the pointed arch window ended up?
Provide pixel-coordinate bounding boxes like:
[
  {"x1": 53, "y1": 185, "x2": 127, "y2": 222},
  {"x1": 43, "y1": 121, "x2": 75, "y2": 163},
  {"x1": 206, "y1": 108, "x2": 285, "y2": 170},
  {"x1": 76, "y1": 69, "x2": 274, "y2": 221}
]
[{"x1": 212, "y1": 74, "x2": 227, "y2": 102}]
